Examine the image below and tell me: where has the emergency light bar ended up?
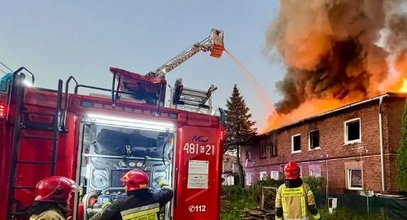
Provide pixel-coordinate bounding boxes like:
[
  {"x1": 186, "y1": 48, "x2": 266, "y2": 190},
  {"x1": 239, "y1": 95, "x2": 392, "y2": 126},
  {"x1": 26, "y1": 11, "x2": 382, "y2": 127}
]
[
  {"x1": 85, "y1": 113, "x2": 175, "y2": 132},
  {"x1": 0, "y1": 104, "x2": 6, "y2": 118},
  {"x1": 22, "y1": 79, "x2": 33, "y2": 87}
]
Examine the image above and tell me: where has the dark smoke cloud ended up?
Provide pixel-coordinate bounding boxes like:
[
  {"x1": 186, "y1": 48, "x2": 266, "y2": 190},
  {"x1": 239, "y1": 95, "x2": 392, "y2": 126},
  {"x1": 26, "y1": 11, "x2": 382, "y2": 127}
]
[{"x1": 266, "y1": 0, "x2": 407, "y2": 114}]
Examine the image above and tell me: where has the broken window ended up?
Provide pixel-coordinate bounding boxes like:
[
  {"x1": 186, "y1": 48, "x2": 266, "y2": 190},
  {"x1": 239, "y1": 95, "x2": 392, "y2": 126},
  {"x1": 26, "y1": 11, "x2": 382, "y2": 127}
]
[
  {"x1": 292, "y1": 134, "x2": 301, "y2": 153},
  {"x1": 345, "y1": 118, "x2": 361, "y2": 143},
  {"x1": 260, "y1": 145, "x2": 267, "y2": 158},
  {"x1": 268, "y1": 143, "x2": 277, "y2": 157},
  {"x1": 347, "y1": 168, "x2": 362, "y2": 190},
  {"x1": 309, "y1": 130, "x2": 320, "y2": 149},
  {"x1": 245, "y1": 150, "x2": 252, "y2": 160}
]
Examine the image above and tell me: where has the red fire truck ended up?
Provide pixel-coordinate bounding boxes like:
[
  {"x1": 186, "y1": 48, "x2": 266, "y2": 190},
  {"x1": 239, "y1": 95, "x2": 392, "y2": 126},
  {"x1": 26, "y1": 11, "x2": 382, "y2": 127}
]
[{"x1": 0, "y1": 29, "x2": 226, "y2": 220}]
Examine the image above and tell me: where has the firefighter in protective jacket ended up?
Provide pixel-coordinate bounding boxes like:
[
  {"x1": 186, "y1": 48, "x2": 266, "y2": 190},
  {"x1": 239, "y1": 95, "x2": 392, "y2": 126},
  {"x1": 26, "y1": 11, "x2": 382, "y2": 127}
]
[
  {"x1": 90, "y1": 169, "x2": 173, "y2": 220},
  {"x1": 29, "y1": 176, "x2": 78, "y2": 220},
  {"x1": 275, "y1": 161, "x2": 321, "y2": 220}
]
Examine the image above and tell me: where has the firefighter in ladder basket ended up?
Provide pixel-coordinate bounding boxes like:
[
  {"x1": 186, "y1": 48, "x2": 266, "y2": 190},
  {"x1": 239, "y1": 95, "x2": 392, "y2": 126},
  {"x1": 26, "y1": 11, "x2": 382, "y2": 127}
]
[
  {"x1": 28, "y1": 176, "x2": 79, "y2": 220},
  {"x1": 90, "y1": 169, "x2": 173, "y2": 220},
  {"x1": 275, "y1": 161, "x2": 321, "y2": 220}
]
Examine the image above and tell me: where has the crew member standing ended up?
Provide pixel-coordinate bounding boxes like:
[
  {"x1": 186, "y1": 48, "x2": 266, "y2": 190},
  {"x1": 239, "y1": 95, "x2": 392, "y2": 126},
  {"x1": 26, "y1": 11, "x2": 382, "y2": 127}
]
[
  {"x1": 90, "y1": 169, "x2": 173, "y2": 220},
  {"x1": 275, "y1": 161, "x2": 321, "y2": 220},
  {"x1": 29, "y1": 176, "x2": 78, "y2": 220}
]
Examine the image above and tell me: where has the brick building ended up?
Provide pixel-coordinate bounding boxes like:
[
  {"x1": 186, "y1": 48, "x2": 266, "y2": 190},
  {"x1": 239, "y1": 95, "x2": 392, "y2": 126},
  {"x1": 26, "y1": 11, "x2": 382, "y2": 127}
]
[
  {"x1": 222, "y1": 153, "x2": 239, "y2": 185},
  {"x1": 241, "y1": 93, "x2": 406, "y2": 194}
]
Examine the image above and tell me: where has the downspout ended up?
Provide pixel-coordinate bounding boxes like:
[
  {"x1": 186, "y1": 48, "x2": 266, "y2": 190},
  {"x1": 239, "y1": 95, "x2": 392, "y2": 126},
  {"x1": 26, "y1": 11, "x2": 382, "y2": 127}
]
[
  {"x1": 378, "y1": 95, "x2": 388, "y2": 192},
  {"x1": 325, "y1": 160, "x2": 329, "y2": 207}
]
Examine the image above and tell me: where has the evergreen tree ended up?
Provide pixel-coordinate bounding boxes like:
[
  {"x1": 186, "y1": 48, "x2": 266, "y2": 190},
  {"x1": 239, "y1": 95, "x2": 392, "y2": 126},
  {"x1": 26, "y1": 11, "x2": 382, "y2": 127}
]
[
  {"x1": 397, "y1": 103, "x2": 407, "y2": 192},
  {"x1": 224, "y1": 84, "x2": 257, "y2": 187}
]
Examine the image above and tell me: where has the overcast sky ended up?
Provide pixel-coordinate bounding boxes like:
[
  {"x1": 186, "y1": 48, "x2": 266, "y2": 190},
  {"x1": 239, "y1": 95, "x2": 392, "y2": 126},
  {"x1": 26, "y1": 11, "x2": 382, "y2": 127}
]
[{"x1": 1, "y1": 0, "x2": 284, "y2": 129}]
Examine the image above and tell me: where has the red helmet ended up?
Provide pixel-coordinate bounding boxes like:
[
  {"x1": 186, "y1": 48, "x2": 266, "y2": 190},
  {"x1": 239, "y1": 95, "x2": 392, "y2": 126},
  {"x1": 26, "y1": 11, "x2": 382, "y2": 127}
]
[
  {"x1": 121, "y1": 169, "x2": 149, "y2": 191},
  {"x1": 284, "y1": 161, "x2": 301, "y2": 180},
  {"x1": 34, "y1": 176, "x2": 78, "y2": 208}
]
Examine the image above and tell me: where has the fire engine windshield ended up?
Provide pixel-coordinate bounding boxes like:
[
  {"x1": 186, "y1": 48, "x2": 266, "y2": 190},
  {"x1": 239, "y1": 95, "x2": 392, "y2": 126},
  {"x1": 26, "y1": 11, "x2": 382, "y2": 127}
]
[
  {"x1": 94, "y1": 128, "x2": 166, "y2": 157},
  {"x1": 79, "y1": 122, "x2": 174, "y2": 219},
  {"x1": 110, "y1": 169, "x2": 129, "y2": 187}
]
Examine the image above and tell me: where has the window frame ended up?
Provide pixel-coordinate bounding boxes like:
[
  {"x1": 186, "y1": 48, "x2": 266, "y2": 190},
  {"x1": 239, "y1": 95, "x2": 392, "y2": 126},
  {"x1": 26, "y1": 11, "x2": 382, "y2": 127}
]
[
  {"x1": 259, "y1": 145, "x2": 267, "y2": 159},
  {"x1": 308, "y1": 129, "x2": 320, "y2": 150},
  {"x1": 344, "y1": 118, "x2": 362, "y2": 144},
  {"x1": 246, "y1": 173, "x2": 253, "y2": 186},
  {"x1": 309, "y1": 165, "x2": 322, "y2": 177},
  {"x1": 245, "y1": 150, "x2": 252, "y2": 160},
  {"x1": 259, "y1": 171, "x2": 267, "y2": 180},
  {"x1": 291, "y1": 134, "x2": 302, "y2": 153},
  {"x1": 268, "y1": 143, "x2": 277, "y2": 157},
  {"x1": 347, "y1": 168, "x2": 363, "y2": 190},
  {"x1": 270, "y1": 170, "x2": 279, "y2": 180}
]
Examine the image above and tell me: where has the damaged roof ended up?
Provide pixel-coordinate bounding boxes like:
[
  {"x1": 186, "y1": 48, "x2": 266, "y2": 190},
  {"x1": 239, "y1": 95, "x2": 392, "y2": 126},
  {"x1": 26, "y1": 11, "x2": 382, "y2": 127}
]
[{"x1": 263, "y1": 92, "x2": 407, "y2": 135}]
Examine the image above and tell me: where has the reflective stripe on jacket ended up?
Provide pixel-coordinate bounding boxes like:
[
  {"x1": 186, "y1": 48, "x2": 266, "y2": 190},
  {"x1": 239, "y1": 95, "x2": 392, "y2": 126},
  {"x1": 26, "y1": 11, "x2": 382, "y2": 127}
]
[
  {"x1": 275, "y1": 183, "x2": 316, "y2": 220},
  {"x1": 120, "y1": 203, "x2": 159, "y2": 220},
  {"x1": 90, "y1": 187, "x2": 173, "y2": 220}
]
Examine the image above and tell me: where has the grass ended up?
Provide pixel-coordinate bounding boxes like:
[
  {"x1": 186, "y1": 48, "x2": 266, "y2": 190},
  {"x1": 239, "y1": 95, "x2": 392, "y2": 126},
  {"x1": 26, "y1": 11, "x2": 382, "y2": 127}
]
[
  {"x1": 221, "y1": 195, "x2": 257, "y2": 220},
  {"x1": 222, "y1": 202, "x2": 391, "y2": 220},
  {"x1": 221, "y1": 186, "x2": 257, "y2": 220},
  {"x1": 221, "y1": 185, "x2": 394, "y2": 220},
  {"x1": 319, "y1": 207, "x2": 391, "y2": 220}
]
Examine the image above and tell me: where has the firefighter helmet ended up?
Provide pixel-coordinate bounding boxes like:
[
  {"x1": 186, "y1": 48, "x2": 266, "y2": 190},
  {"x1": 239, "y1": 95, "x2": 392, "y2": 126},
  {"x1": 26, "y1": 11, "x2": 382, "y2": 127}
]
[
  {"x1": 121, "y1": 169, "x2": 150, "y2": 191},
  {"x1": 34, "y1": 176, "x2": 78, "y2": 206},
  {"x1": 284, "y1": 161, "x2": 301, "y2": 180}
]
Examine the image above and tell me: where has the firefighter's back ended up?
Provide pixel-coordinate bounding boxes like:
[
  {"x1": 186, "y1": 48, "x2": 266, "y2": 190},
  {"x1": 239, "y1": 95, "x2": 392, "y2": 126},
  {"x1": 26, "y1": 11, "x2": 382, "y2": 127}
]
[
  {"x1": 100, "y1": 188, "x2": 173, "y2": 220},
  {"x1": 277, "y1": 183, "x2": 313, "y2": 219}
]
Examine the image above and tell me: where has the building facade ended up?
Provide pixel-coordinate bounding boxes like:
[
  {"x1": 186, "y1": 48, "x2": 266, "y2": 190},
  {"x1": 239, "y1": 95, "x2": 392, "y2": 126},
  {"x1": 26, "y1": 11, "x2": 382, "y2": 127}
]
[
  {"x1": 222, "y1": 153, "x2": 239, "y2": 185},
  {"x1": 241, "y1": 93, "x2": 405, "y2": 194}
]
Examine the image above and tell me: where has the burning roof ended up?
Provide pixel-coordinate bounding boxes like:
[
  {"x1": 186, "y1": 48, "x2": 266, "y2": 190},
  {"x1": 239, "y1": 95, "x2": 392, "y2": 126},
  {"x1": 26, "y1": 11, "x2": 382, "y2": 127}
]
[
  {"x1": 265, "y1": 92, "x2": 407, "y2": 133},
  {"x1": 264, "y1": 0, "x2": 407, "y2": 131}
]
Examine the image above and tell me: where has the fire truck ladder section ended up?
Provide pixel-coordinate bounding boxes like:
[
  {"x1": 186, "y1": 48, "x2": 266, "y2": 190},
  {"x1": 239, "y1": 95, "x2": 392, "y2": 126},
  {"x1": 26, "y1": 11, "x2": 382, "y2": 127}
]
[
  {"x1": 7, "y1": 67, "x2": 64, "y2": 219},
  {"x1": 146, "y1": 29, "x2": 224, "y2": 79},
  {"x1": 170, "y1": 78, "x2": 217, "y2": 113},
  {"x1": 147, "y1": 28, "x2": 223, "y2": 113}
]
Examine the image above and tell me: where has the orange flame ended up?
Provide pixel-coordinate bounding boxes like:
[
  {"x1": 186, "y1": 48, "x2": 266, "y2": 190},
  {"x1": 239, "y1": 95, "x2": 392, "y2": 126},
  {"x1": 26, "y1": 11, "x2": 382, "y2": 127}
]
[
  {"x1": 398, "y1": 79, "x2": 407, "y2": 93},
  {"x1": 263, "y1": 96, "x2": 359, "y2": 132},
  {"x1": 260, "y1": 53, "x2": 407, "y2": 133},
  {"x1": 261, "y1": 0, "x2": 407, "y2": 133}
]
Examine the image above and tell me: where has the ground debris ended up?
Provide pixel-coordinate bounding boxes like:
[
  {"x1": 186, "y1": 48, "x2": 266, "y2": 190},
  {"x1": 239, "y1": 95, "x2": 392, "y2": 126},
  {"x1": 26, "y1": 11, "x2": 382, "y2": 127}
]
[{"x1": 240, "y1": 207, "x2": 275, "y2": 220}]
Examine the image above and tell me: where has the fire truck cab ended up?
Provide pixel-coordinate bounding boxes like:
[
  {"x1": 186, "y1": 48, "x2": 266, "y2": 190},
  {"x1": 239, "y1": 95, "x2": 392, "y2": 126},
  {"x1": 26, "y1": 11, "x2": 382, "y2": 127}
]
[{"x1": 0, "y1": 29, "x2": 225, "y2": 220}]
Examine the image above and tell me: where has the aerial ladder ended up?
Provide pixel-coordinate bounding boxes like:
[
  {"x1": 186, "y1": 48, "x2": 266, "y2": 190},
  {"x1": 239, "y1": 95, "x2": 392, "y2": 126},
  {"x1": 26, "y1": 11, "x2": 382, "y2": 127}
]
[
  {"x1": 110, "y1": 29, "x2": 224, "y2": 112},
  {"x1": 146, "y1": 29, "x2": 224, "y2": 78}
]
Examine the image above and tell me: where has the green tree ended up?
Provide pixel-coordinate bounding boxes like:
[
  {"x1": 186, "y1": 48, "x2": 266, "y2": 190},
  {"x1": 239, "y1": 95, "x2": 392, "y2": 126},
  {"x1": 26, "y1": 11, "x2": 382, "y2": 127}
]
[
  {"x1": 224, "y1": 84, "x2": 257, "y2": 187},
  {"x1": 397, "y1": 103, "x2": 407, "y2": 192}
]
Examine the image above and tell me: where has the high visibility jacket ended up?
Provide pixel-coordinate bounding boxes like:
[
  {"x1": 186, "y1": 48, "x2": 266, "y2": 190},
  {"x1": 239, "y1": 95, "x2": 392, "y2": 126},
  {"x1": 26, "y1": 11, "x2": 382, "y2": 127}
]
[
  {"x1": 275, "y1": 182, "x2": 320, "y2": 220},
  {"x1": 90, "y1": 187, "x2": 173, "y2": 220},
  {"x1": 29, "y1": 209, "x2": 66, "y2": 220},
  {"x1": 120, "y1": 203, "x2": 160, "y2": 220}
]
